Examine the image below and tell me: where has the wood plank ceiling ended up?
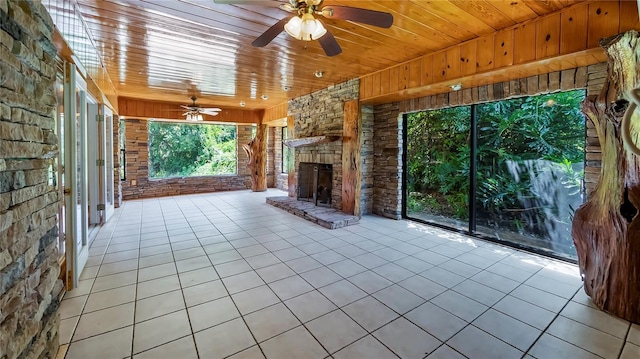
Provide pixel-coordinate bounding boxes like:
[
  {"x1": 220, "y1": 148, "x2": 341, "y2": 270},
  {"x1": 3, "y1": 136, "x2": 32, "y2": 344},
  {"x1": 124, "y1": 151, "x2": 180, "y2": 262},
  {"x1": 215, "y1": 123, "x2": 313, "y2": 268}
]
[{"x1": 70, "y1": 0, "x2": 585, "y2": 110}]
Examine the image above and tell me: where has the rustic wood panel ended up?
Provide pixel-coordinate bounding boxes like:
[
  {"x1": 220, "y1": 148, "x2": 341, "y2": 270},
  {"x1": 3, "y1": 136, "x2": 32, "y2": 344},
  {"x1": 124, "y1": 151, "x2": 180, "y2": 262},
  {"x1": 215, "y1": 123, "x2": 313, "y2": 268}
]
[
  {"x1": 389, "y1": 66, "x2": 400, "y2": 93},
  {"x1": 118, "y1": 97, "x2": 260, "y2": 123},
  {"x1": 514, "y1": 23, "x2": 537, "y2": 64},
  {"x1": 399, "y1": 63, "x2": 410, "y2": 90},
  {"x1": 372, "y1": 72, "x2": 382, "y2": 97},
  {"x1": 587, "y1": 1, "x2": 621, "y2": 48},
  {"x1": 460, "y1": 39, "x2": 478, "y2": 76},
  {"x1": 380, "y1": 69, "x2": 391, "y2": 95},
  {"x1": 432, "y1": 51, "x2": 448, "y2": 84},
  {"x1": 536, "y1": 13, "x2": 561, "y2": 59},
  {"x1": 421, "y1": 55, "x2": 433, "y2": 86},
  {"x1": 494, "y1": 29, "x2": 514, "y2": 68},
  {"x1": 342, "y1": 100, "x2": 361, "y2": 216},
  {"x1": 619, "y1": 0, "x2": 640, "y2": 32},
  {"x1": 476, "y1": 34, "x2": 495, "y2": 72},
  {"x1": 363, "y1": 75, "x2": 374, "y2": 99},
  {"x1": 360, "y1": 48, "x2": 607, "y2": 105},
  {"x1": 360, "y1": 0, "x2": 638, "y2": 104},
  {"x1": 561, "y1": 5, "x2": 589, "y2": 55},
  {"x1": 409, "y1": 59, "x2": 421, "y2": 89},
  {"x1": 262, "y1": 102, "x2": 288, "y2": 126},
  {"x1": 446, "y1": 46, "x2": 461, "y2": 80}
]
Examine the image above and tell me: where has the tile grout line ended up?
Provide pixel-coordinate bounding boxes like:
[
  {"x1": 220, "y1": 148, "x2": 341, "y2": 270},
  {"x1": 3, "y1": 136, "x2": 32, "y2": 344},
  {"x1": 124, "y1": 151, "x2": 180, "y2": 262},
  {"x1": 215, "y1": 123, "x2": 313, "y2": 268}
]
[
  {"x1": 64, "y1": 191, "x2": 597, "y2": 359},
  {"x1": 179, "y1": 194, "x2": 268, "y2": 359}
]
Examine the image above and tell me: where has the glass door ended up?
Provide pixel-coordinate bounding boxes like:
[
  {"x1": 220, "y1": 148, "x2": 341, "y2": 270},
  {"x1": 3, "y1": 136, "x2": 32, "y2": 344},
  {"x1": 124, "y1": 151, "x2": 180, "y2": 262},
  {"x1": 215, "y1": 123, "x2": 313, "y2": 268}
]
[
  {"x1": 103, "y1": 107, "x2": 115, "y2": 221},
  {"x1": 63, "y1": 62, "x2": 89, "y2": 289},
  {"x1": 55, "y1": 66, "x2": 65, "y2": 269},
  {"x1": 88, "y1": 99, "x2": 100, "y2": 226},
  {"x1": 403, "y1": 90, "x2": 586, "y2": 260},
  {"x1": 404, "y1": 106, "x2": 471, "y2": 231}
]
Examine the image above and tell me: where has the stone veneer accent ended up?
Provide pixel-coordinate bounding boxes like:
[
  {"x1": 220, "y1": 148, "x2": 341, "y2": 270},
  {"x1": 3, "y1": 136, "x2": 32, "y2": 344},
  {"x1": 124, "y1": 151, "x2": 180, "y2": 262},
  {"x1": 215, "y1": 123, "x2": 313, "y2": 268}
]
[
  {"x1": 120, "y1": 119, "x2": 253, "y2": 200},
  {"x1": 266, "y1": 126, "x2": 276, "y2": 188},
  {"x1": 288, "y1": 79, "x2": 365, "y2": 213},
  {"x1": 373, "y1": 64, "x2": 607, "y2": 220},
  {"x1": 360, "y1": 106, "x2": 374, "y2": 214},
  {"x1": 0, "y1": 1, "x2": 63, "y2": 358}
]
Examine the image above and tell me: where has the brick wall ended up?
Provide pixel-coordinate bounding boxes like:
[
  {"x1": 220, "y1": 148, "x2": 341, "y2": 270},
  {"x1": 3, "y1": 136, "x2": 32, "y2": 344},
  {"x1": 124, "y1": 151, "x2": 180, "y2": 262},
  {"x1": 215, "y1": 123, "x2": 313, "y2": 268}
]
[
  {"x1": 0, "y1": 1, "x2": 63, "y2": 358},
  {"x1": 372, "y1": 64, "x2": 607, "y2": 219},
  {"x1": 289, "y1": 79, "x2": 360, "y2": 212},
  {"x1": 120, "y1": 119, "x2": 252, "y2": 200}
]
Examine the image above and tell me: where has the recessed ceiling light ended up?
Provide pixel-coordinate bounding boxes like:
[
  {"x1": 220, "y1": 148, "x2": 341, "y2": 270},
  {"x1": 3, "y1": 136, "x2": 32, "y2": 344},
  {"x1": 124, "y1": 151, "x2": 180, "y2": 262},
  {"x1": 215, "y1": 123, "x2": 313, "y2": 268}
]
[
  {"x1": 314, "y1": 71, "x2": 324, "y2": 78},
  {"x1": 261, "y1": 94, "x2": 268, "y2": 100},
  {"x1": 450, "y1": 83, "x2": 462, "y2": 91},
  {"x1": 239, "y1": 101, "x2": 246, "y2": 107},
  {"x1": 282, "y1": 85, "x2": 291, "y2": 92}
]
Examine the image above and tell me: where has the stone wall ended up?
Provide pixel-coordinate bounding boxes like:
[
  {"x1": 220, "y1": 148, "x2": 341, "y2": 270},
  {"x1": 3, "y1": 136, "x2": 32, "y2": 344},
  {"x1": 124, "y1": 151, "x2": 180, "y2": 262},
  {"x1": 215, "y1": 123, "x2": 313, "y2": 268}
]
[
  {"x1": 0, "y1": 1, "x2": 63, "y2": 358},
  {"x1": 360, "y1": 106, "x2": 374, "y2": 214},
  {"x1": 373, "y1": 103, "x2": 403, "y2": 219},
  {"x1": 266, "y1": 126, "x2": 275, "y2": 188},
  {"x1": 120, "y1": 119, "x2": 252, "y2": 200},
  {"x1": 289, "y1": 79, "x2": 360, "y2": 212},
  {"x1": 372, "y1": 64, "x2": 607, "y2": 219}
]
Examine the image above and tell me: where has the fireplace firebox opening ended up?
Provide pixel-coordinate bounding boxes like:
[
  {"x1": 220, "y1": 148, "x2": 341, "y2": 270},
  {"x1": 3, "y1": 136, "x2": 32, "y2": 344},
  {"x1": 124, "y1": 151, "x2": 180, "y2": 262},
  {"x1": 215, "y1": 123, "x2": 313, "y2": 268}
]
[{"x1": 298, "y1": 162, "x2": 333, "y2": 208}]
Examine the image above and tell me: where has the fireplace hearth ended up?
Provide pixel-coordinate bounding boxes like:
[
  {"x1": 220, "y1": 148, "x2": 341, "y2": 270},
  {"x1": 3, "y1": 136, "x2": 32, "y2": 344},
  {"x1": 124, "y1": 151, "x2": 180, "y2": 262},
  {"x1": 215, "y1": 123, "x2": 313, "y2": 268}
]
[{"x1": 298, "y1": 162, "x2": 333, "y2": 208}]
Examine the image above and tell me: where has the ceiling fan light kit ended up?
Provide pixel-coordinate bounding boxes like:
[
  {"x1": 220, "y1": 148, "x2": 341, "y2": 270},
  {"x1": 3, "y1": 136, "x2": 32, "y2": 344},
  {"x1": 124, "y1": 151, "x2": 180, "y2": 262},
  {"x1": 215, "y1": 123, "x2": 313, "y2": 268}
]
[
  {"x1": 186, "y1": 113, "x2": 204, "y2": 122},
  {"x1": 284, "y1": 13, "x2": 327, "y2": 41},
  {"x1": 178, "y1": 96, "x2": 221, "y2": 120},
  {"x1": 218, "y1": 0, "x2": 393, "y2": 57}
]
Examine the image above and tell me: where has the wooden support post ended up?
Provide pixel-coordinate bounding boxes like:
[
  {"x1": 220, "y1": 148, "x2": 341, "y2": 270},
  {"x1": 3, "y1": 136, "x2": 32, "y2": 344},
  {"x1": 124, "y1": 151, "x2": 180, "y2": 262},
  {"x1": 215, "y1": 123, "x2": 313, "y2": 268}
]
[
  {"x1": 572, "y1": 30, "x2": 640, "y2": 323},
  {"x1": 242, "y1": 124, "x2": 267, "y2": 192},
  {"x1": 287, "y1": 115, "x2": 296, "y2": 197},
  {"x1": 342, "y1": 100, "x2": 362, "y2": 216}
]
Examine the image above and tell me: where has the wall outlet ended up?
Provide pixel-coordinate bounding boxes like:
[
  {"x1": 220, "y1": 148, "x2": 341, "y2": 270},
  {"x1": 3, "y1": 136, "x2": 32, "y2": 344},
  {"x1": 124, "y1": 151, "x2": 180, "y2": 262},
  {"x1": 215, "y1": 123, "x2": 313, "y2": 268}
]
[{"x1": 131, "y1": 179, "x2": 137, "y2": 186}]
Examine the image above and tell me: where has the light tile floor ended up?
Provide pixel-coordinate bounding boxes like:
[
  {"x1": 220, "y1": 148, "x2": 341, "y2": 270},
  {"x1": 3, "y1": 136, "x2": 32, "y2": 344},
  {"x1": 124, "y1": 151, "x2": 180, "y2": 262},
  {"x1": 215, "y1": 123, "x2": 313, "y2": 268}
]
[{"x1": 57, "y1": 190, "x2": 640, "y2": 359}]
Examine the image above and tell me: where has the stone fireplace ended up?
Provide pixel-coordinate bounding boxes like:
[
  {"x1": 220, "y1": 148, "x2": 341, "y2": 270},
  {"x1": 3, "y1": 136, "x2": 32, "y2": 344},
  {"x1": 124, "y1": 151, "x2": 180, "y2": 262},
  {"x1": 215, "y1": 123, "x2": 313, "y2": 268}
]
[{"x1": 298, "y1": 162, "x2": 333, "y2": 207}]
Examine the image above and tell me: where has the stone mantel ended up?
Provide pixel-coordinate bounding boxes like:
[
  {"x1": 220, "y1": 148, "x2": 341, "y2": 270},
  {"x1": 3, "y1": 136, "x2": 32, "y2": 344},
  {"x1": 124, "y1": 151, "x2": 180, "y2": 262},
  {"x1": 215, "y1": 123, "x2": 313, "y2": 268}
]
[{"x1": 284, "y1": 135, "x2": 341, "y2": 148}]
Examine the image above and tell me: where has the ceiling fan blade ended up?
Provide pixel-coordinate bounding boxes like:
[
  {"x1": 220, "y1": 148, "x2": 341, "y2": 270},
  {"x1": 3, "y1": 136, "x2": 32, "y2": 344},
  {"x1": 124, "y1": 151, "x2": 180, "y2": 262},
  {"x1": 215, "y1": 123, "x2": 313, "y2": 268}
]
[
  {"x1": 317, "y1": 30, "x2": 342, "y2": 57},
  {"x1": 252, "y1": 17, "x2": 289, "y2": 47},
  {"x1": 322, "y1": 6, "x2": 393, "y2": 28},
  {"x1": 201, "y1": 108, "x2": 222, "y2": 112}
]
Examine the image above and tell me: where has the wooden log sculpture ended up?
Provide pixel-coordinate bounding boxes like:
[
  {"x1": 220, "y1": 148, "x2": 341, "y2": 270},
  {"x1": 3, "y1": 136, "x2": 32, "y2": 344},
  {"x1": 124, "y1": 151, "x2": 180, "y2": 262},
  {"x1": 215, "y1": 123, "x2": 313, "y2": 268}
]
[
  {"x1": 242, "y1": 124, "x2": 267, "y2": 192},
  {"x1": 572, "y1": 30, "x2": 640, "y2": 323}
]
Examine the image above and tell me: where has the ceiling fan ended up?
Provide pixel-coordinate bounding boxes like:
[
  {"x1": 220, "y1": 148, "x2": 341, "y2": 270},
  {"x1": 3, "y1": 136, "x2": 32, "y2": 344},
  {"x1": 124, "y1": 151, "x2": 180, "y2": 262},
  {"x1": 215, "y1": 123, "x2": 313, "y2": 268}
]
[
  {"x1": 214, "y1": 0, "x2": 394, "y2": 56},
  {"x1": 180, "y1": 96, "x2": 221, "y2": 121}
]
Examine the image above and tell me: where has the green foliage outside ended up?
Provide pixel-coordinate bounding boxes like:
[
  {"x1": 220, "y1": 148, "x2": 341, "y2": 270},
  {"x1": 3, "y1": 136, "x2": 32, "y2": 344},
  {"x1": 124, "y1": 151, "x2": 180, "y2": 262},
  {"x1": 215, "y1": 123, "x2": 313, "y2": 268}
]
[
  {"x1": 406, "y1": 106, "x2": 471, "y2": 220},
  {"x1": 406, "y1": 90, "x2": 586, "y2": 255},
  {"x1": 148, "y1": 121, "x2": 237, "y2": 178}
]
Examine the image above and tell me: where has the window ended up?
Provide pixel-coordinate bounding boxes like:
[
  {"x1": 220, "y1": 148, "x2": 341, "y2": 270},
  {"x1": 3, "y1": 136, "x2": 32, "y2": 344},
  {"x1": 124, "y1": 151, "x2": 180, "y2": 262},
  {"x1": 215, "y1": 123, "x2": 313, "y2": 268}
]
[
  {"x1": 148, "y1": 121, "x2": 237, "y2": 178},
  {"x1": 404, "y1": 90, "x2": 586, "y2": 259},
  {"x1": 282, "y1": 127, "x2": 293, "y2": 173}
]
